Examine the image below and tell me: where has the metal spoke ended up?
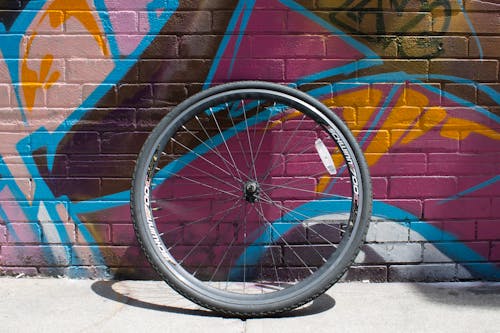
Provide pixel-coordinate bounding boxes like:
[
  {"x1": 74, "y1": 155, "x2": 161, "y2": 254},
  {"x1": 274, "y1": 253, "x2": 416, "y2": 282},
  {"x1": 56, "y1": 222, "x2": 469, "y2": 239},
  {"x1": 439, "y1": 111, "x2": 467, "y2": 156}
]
[
  {"x1": 190, "y1": 199, "x2": 248, "y2": 282},
  {"x1": 255, "y1": 197, "x2": 336, "y2": 265},
  {"x1": 260, "y1": 179, "x2": 347, "y2": 198},
  {"x1": 241, "y1": 100, "x2": 258, "y2": 180},
  {"x1": 170, "y1": 138, "x2": 243, "y2": 187},
  {"x1": 179, "y1": 198, "x2": 243, "y2": 265},
  {"x1": 151, "y1": 196, "x2": 237, "y2": 227},
  {"x1": 161, "y1": 171, "x2": 241, "y2": 199},
  {"x1": 243, "y1": 202, "x2": 247, "y2": 293},
  {"x1": 249, "y1": 102, "x2": 275, "y2": 181},
  {"x1": 151, "y1": 189, "x2": 240, "y2": 203},
  {"x1": 156, "y1": 155, "x2": 241, "y2": 192},
  {"x1": 257, "y1": 112, "x2": 308, "y2": 181},
  {"x1": 253, "y1": 203, "x2": 315, "y2": 275},
  {"x1": 258, "y1": 192, "x2": 347, "y2": 234},
  {"x1": 208, "y1": 207, "x2": 248, "y2": 283},
  {"x1": 255, "y1": 200, "x2": 283, "y2": 287},
  {"x1": 225, "y1": 102, "x2": 252, "y2": 174},
  {"x1": 180, "y1": 123, "x2": 244, "y2": 183},
  {"x1": 208, "y1": 107, "x2": 249, "y2": 183},
  {"x1": 163, "y1": 198, "x2": 243, "y2": 252},
  {"x1": 194, "y1": 114, "x2": 249, "y2": 182},
  {"x1": 194, "y1": 115, "x2": 243, "y2": 181}
]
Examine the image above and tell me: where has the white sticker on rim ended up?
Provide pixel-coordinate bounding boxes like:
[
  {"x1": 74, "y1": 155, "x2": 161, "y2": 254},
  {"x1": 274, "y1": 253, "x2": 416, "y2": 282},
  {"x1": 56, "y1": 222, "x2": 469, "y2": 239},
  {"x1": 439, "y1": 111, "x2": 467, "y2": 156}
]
[{"x1": 314, "y1": 138, "x2": 337, "y2": 175}]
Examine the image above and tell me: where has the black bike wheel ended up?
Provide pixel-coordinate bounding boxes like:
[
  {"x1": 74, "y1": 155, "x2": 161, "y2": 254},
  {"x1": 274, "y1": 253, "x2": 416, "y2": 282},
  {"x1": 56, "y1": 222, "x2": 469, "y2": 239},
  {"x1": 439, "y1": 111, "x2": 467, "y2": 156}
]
[{"x1": 131, "y1": 81, "x2": 372, "y2": 317}]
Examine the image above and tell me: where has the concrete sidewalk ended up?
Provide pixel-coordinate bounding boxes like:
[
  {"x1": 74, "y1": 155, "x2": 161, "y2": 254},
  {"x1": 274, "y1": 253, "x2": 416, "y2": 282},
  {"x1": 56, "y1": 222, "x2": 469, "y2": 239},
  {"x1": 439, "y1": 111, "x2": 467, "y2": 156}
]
[{"x1": 0, "y1": 278, "x2": 499, "y2": 333}]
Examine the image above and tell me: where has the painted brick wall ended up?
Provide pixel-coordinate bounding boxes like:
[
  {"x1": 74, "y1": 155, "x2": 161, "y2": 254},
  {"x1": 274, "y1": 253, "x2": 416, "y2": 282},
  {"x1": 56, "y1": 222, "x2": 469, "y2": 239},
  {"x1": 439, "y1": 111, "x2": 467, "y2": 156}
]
[{"x1": 0, "y1": 0, "x2": 498, "y2": 281}]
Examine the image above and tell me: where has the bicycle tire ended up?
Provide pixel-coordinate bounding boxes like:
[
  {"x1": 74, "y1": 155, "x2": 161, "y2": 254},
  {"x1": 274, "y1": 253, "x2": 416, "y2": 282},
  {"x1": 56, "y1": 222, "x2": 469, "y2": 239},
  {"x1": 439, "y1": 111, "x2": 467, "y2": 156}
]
[{"x1": 131, "y1": 81, "x2": 372, "y2": 317}]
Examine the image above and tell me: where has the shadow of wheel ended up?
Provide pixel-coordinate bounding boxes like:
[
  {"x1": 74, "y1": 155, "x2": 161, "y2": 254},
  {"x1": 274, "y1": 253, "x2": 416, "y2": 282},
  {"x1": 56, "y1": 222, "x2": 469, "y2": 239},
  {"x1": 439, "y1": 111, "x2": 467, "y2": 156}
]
[{"x1": 91, "y1": 280, "x2": 336, "y2": 318}]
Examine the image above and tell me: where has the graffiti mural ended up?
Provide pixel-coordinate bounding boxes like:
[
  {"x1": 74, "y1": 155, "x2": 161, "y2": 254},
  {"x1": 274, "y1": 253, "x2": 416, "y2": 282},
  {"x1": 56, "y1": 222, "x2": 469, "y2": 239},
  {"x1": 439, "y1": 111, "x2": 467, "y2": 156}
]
[{"x1": 0, "y1": 0, "x2": 498, "y2": 281}]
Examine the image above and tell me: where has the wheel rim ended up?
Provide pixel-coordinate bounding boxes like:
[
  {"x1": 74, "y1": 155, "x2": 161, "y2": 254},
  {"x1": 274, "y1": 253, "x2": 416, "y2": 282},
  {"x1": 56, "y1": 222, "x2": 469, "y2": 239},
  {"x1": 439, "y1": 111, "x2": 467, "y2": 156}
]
[{"x1": 138, "y1": 88, "x2": 364, "y2": 302}]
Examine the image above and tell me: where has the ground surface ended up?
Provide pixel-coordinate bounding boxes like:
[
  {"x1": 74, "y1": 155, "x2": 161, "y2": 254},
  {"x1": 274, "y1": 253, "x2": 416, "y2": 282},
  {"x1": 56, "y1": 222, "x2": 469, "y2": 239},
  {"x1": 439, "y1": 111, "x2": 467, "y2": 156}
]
[{"x1": 0, "y1": 278, "x2": 499, "y2": 332}]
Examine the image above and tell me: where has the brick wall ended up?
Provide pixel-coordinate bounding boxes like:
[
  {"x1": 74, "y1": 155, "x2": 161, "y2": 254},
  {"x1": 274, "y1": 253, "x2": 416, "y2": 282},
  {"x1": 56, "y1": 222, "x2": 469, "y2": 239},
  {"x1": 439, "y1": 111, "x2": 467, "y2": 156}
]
[{"x1": 0, "y1": 0, "x2": 498, "y2": 281}]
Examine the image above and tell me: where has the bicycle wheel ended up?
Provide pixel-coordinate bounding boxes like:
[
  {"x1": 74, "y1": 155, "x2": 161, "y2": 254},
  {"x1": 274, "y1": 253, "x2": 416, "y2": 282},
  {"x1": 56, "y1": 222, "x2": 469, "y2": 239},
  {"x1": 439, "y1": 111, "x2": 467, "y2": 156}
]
[{"x1": 131, "y1": 81, "x2": 372, "y2": 316}]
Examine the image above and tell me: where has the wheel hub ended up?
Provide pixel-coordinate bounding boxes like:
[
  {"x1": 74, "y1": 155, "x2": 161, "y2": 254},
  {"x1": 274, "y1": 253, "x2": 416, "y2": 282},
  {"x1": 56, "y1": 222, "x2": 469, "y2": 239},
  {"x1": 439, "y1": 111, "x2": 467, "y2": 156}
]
[{"x1": 244, "y1": 180, "x2": 260, "y2": 203}]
